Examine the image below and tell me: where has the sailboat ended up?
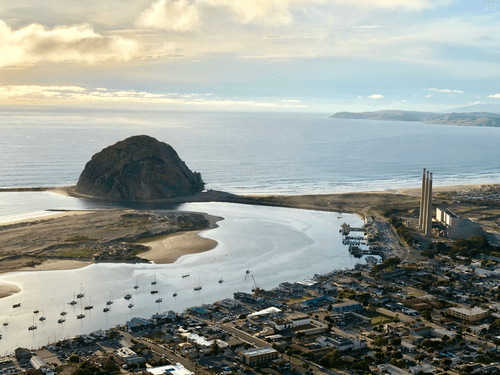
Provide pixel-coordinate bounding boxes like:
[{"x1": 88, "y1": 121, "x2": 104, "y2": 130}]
[
  {"x1": 103, "y1": 306, "x2": 110, "y2": 313},
  {"x1": 128, "y1": 297, "x2": 134, "y2": 309},
  {"x1": 60, "y1": 305, "x2": 67, "y2": 316},
  {"x1": 3, "y1": 318, "x2": 9, "y2": 326},
  {"x1": 173, "y1": 289, "x2": 178, "y2": 297},
  {"x1": 155, "y1": 297, "x2": 163, "y2": 303},
  {"x1": 151, "y1": 275, "x2": 157, "y2": 285},
  {"x1": 194, "y1": 277, "x2": 202, "y2": 291},
  {"x1": 76, "y1": 284, "x2": 84, "y2": 299},
  {"x1": 69, "y1": 292, "x2": 77, "y2": 305},
  {"x1": 106, "y1": 292, "x2": 113, "y2": 305},
  {"x1": 58, "y1": 317, "x2": 65, "y2": 324},
  {"x1": 134, "y1": 277, "x2": 139, "y2": 289},
  {"x1": 84, "y1": 296, "x2": 93, "y2": 310},
  {"x1": 39, "y1": 310, "x2": 46, "y2": 321},
  {"x1": 28, "y1": 317, "x2": 37, "y2": 330},
  {"x1": 77, "y1": 306, "x2": 85, "y2": 319},
  {"x1": 33, "y1": 307, "x2": 39, "y2": 314},
  {"x1": 219, "y1": 274, "x2": 224, "y2": 283}
]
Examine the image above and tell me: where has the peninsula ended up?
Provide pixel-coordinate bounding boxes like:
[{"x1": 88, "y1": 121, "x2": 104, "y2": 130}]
[{"x1": 330, "y1": 110, "x2": 500, "y2": 127}]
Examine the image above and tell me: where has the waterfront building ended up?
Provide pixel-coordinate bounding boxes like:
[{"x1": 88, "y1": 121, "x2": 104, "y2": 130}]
[{"x1": 447, "y1": 306, "x2": 489, "y2": 322}]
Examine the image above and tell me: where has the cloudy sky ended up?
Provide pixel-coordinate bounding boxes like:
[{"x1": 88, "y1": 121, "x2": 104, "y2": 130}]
[{"x1": 0, "y1": 0, "x2": 499, "y2": 112}]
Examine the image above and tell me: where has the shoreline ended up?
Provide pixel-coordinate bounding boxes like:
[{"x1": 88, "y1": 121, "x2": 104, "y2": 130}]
[{"x1": 0, "y1": 180, "x2": 498, "y2": 299}]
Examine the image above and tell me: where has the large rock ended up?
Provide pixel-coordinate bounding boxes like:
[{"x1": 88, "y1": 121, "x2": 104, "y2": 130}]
[{"x1": 76, "y1": 135, "x2": 204, "y2": 200}]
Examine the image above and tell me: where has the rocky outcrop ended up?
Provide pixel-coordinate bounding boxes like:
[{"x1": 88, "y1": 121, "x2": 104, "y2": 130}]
[{"x1": 75, "y1": 135, "x2": 204, "y2": 200}]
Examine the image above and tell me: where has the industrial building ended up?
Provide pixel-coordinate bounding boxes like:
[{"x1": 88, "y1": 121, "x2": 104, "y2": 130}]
[
  {"x1": 419, "y1": 168, "x2": 433, "y2": 236},
  {"x1": 435, "y1": 207, "x2": 484, "y2": 239}
]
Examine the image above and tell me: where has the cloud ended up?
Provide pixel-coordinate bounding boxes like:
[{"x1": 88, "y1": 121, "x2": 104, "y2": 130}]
[
  {"x1": 281, "y1": 99, "x2": 301, "y2": 103},
  {"x1": 0, "y1": 21, "x2": 139, "y2": 68},
  {"x1": 368, "y1": 94, "x2": 384, "y2": 99},
  {"x1": 0, "y1": 85, "x2": 308, "y2": 108},
  {"x1": 427, "y1": 88, "x2": 464, "y2": 94},
  {"x1": 489, "y1": 94, "x2": 500, "y2": 98},
  {"x1": 136, "y1": 0, "x2": 200, "y2": 31}
]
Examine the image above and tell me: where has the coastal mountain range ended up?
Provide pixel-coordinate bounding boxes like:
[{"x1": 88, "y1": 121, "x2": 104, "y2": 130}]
[{"x1": 330, "y1": 110, "x2": 500, "y2": 127}]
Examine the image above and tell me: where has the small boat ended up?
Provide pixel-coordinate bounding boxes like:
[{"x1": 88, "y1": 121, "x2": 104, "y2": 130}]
[
  {"x1": 33, "y1": 308, "x2": 39, "y2": 314},
  {"x1": 134, "y1": 277, "x2": 139, "y2": 289},
  {"x1": 13, "y1": 303, "x2": 21, "y2": 308},
  {"x1": 151, "y1": 290, "x2": 158, "y2": 294},
  {"x1": 60, "y1": 306, "x2": 67, "y2": 316},
  {"x1": 173, "y1": 292, "x2": 177, "y2": 297},
  {"x1": 245, "y1": 269, "x2": 250, "y2": 274},
  {"x1": 124, "y1": 294, "x2": 132, "y2": 300},
  {"x1": 3, "y1": 321, "x2": 8, "y2": 327},
  {"x1": 84, "y1": 297, "x2": 93, "y2": 310},
  {"x1": 155, "y1": 298, "x2": 163, "y2": 303},
  {"x1": 219, "y1": 274, "x2": 223, "y2": 283},
  {"x1": 103, "y1": 307, "x2": 110, "y2": 313},
  {"x1": 77, "y1": 284, "x2": 84, "y2": 299},
  {"x1": 58, "y1": 318, "x2": 65, "y2": 324},
  {"x1": 39, "y1": 310, "x2": 46, "y2": 321},
  {"x1": 128, "y1": 303, "x2": 134, "y2": 309},
  {"x1": 194, "y1": 276, "x2": 202, "y2": 291},
  {"x1": 28, "y1": 317, "x2": 37, "y2": 330},
  {"x1": 77, "y1": 313, "x2": 85, "y2": 319},
  {"x1": 151, "y1": 275, "x2": 157, "y2": 285},
  {"x1": 69, "y1": 292, "x2": 77, "y2": 305},
  {"x1": 106, "y1": 291, "x2": 113, "y2": 305},
  {"x1": 182, "y1": 273, "x2": 189, "y2": 278}
]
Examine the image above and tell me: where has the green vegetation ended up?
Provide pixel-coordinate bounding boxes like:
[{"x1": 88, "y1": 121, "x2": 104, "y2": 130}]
[
  {"x1": 371, "y1": 314, "x2": 394, "y2": 326},
  {"x1": 422, "y1": 236, "x2": 497, "y2": 259},
  {"x1": 372, "y1": 257, "x2": 400, "y2": 273},
  {"x1": 389, "y1": 218, "x2": 415, "y2": 245},
  {"x1": 65, "y1": 235, "x2": 95, "y2": 242}
]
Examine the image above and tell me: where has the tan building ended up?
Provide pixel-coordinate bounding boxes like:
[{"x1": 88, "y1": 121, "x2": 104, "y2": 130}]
[
  {"x1": 447, "y1": 307, "x2": 489, "y2": 322},
  {"x1": 239, "y1": 347, "x2": 278, "y2": 366},
  {"x1": 435, "y1": 207, "x2": 484, "y2": 239}
]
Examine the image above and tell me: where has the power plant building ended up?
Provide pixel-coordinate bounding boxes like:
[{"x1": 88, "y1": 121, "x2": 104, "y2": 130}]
[{"x1": 435, "y1": 207, "x2": 483, "y2": 240}]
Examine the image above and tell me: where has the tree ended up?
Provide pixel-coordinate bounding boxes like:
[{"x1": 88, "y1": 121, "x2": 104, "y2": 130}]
[{"x1": 415, "y1": 353, "x2": 425, "y2": 364}]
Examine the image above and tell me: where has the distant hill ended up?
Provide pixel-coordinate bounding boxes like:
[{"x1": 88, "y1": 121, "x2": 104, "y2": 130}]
[
  {"x1": 448, "y1": 103, "x2": 500, "y2": 113},
  {"x1": 330, "y1": 110, "x2": 500, "y2": 127}
]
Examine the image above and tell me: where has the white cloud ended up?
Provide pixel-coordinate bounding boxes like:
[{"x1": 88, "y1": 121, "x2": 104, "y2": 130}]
[
  {"x1": 0, "y1": 85, "x2": 308, "y2": 108},
  {"x1": 281, "y1": 99, "x2": 301, "y2": 102},
  {"x1": 0, "y1": 21, "x2": 139, "y2": 68},
  {"x1": 369, "y1": 94, "x2": 384, "y2": 99},
  {"x1": 136, "y1": 0, "x2": 200, "y2": 31},
  {"x1": 489, "y1": 94, "x2": 500, "y2": 98},
  {"x1": 427, "y1": 88, "x2": 464, "y2": 94}
]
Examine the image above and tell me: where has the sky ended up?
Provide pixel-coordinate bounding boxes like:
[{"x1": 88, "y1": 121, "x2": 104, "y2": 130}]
[{"x1": 0, "y1": 0, "x2": 499, "y2": 113}]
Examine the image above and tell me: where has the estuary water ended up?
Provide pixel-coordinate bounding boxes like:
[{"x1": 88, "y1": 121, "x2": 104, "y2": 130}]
[
  {"x1": 1, "y1": 109, "x2": 500, "y2": 194},
  {"x1": 0, "y1": 202, "x2": 362, "y2": 354}
]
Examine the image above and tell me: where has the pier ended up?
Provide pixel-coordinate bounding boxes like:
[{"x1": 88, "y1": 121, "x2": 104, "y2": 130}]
[{"x1": 341, "y1": 223, "x2": 386, "y2": 261}]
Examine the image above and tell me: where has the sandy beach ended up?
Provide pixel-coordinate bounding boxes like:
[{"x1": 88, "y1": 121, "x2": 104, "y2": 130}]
[{"x1": 0, "y1": 283, "x2": 21, "y2": 299}]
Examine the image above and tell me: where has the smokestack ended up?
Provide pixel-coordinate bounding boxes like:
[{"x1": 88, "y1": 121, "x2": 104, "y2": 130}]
[
  {"x1": 425, "y1": 172, "x2": 433, "y2": 236},
  {"x1": 421, "y1": 170, "x2": 430, "y2": 233},
  {"x1": 418, "y1": 168, "x2": 426, "y2": 229}
]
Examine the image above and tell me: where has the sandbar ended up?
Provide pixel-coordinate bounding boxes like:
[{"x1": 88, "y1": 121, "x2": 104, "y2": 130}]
[{"x1": 0, "y1": 283, "x2": 21, "y2": 299}]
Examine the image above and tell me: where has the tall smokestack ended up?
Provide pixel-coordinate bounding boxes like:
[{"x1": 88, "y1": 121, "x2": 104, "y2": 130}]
[
  {"x1": 418, "y1": 168, "x2": 426, "y2": 229},
  {"x1": 425, "y1": 172, "x2": 433, "y2": 236},
  {"x1": 421, "y1": 170, "x2": 430, "y2": 233}
]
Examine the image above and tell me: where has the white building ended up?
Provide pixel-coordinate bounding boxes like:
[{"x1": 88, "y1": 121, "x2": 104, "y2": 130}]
[
  {"x1": 115, "y1": 347, "x2": 144, "y2": 365},
  {"x1": 435, "y1": 207, "x2": 483, "y2": 239},
  {"x1": 30, "y1": 356, "x2": 55, "y2": 375}
]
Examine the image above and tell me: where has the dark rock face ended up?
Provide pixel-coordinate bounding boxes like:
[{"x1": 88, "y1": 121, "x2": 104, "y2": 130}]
[{"x1": 76, "y1": 135, "x2": 204, "y2": 200}]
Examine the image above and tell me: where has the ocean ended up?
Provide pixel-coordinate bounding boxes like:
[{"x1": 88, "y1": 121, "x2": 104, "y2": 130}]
[{"x1": 2, "y1": 108, "x2": 500, "y2": 194}]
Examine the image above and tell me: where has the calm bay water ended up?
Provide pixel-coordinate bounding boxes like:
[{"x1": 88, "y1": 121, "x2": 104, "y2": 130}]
[{"x1": 1, "y1": 109, "x2": 500, "y2": 194}]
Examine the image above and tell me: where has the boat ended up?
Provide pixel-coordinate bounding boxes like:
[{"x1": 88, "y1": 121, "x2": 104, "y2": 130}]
[
  {"x1": 128, "y1": 302, "x2": 134, "y2": 308},
  {"x1": 124, "y1": 294, "x2": 132, "y2": 300},
  {"x1": 151, "y1": 290, "x2": 158, "y2": 294},
  {"x1": 58, "y1": 318, "x2": 65, "y2": 324},
  {"x1": 28, "y1": 317, "x2": 37, "y2": 330},
  {"x1": 3, "y1": 319, "x2": 8, "y2": 327},
  {"x1": 39, "y1": 310, "x2": 46, "y2": 321},
  {"x1": 155, "y1": 298, "x2": 163, "y2": 303},
  {"x1": 151, "y1": 275, "x2": 157, "y2": 285},
  {"x1": 134, "y1": 277, "x2": 139, "y2": 289},
  {"x1": 33, "y1": 308, "x2": 39, "y2": 314},
  {"x1": 69, "y1": 292, "x2": 77, "y2": 305},
  {"x1": 103, "y1": 307, "x2": 110, "y2": 313},
  {"x1": 219, "y1": 274, "x2": 223, "y2": 283},
  {"x1": 77, "y1": 313, "x2": 85, "y2": 319},
  {"x1": 194, "y1": 277, "x2": 202, "y2": 291},
  {"x1": 77, "y1": 284, "x2": 84, "y2": 299},
  {"x1": 173, "y1": 292, "x2": 177, "y2": 297},
  {"x1": 106, "y1": 291, "x2": 113, "y2": 305},
  {"x1": 84, "y1": 297, "x2": 93, "y2": 310},
  {"x1": 182, "y1": 273, "x2": 189, "y2": 278},
  {"x1": 13, "y1": 303, "x2": 21, "y2": 308},
  {"x1": 60, "y1": 306, "x2": 67, "y2": 316}
]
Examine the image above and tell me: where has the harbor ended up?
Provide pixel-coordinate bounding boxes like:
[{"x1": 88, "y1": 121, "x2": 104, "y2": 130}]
[{"x1": 340, "y1": 222, "x2": 386, "y2": 262}]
